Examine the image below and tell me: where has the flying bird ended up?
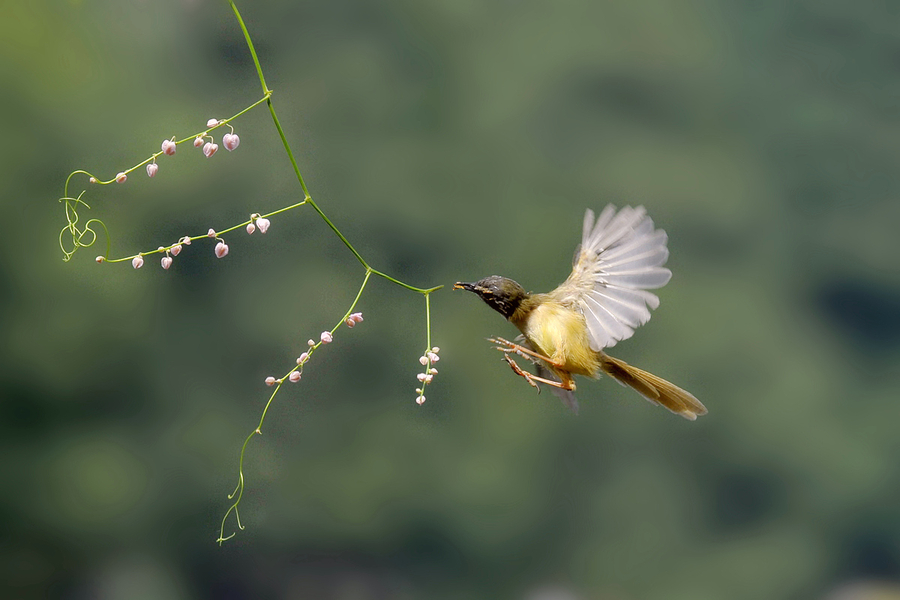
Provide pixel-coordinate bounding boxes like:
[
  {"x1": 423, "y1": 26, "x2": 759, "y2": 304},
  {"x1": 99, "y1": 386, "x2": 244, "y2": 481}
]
[{"x1": 454, "y1": 205, "x2": 707, "y2": 420}]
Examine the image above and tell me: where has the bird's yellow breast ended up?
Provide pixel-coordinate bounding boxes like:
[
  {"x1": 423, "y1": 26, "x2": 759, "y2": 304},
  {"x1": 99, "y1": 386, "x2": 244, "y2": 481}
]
[{"x1": 516, "y1": 300, "x2": 601, "y2": 377}]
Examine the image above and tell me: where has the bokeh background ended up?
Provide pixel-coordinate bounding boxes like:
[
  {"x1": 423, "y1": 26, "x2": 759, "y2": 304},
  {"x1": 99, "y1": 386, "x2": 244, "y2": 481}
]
[{"x1": 3, "y1": 1, "x2": 900, "y2": 599}]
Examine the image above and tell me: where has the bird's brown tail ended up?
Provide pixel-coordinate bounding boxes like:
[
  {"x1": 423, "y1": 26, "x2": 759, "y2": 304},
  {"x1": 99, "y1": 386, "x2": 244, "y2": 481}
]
[{"x1": 599, "y1": 354, "x2": 707, "y2": 420}]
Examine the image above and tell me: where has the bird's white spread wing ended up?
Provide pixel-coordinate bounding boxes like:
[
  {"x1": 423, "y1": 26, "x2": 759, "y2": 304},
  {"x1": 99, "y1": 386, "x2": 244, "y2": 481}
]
[{"x1": 560, "y1": 205, "x2": 672, "y2": 351}]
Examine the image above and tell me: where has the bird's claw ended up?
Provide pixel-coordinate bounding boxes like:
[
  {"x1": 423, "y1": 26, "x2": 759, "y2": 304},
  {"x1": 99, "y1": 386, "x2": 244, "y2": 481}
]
[{"x1": 502, "y1": 354, "x2": 541, "y2": 393}]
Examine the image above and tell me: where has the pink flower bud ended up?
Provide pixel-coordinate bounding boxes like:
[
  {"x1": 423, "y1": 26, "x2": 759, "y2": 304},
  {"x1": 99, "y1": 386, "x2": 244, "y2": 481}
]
[
  {"x1": 265, "y1": 376, "x2": 276, "y2": 386},
  {"x1": 255, "y1": 217, "x2": 270, "y2": 234},
  {"x1": 116, "y1": 172, "x2": 127, "y2": 183},
  {"x1": 207, "y1": 118, "x2": 220, "y2": 128},
  {"x1": 349, "y1": 312, "x2": 363, "y2": 323},
  {"x1": 432, "y1": 347, "x2": 440, "y2": 353},
  {"x1": 180, "y1": 236, "x2": 192, "y2": 245},
  {"x1": 170, "y1": 244, "x2": 182, "y2": 256},
  {"x1": 417, "y1": 373, "x2": 427, "y2": 382},
  {"x1": 161, "y1": 139, "x2": 176, "y2": 156},
  {"x1": 203, "y1": 142, "x2": 218, "y2": 158},
  {"x1": 289, "y1": 371, "x2": 301, "y2": 383},
  {"x1": 132, "y1": 255, "x2": 144, "y2": 269},
  {"x1": 419, "y1": 356, "x2": 428, "y2": 366},
  {"x1": 307, "y1": 339, "x2": 316, "y2": 347},
  {"x1": 215, "y1": 241, "x2": 229, "y2": 258},
  {"x1": 146, "y1": 163, "x2": 158, "y2": 178},
  {"x1": 222, "y1": 133, "x2": 240, "y2": 151},
  {"x1": 427, "y1": 352, "x2": 440, "y2": 363},
  {"x1": 246, "y1": 222, "x2": 256, "y2": 235},
  {"x1": 416, "y1": 395, "x2": 426, "y2": 405},
  {"x1": 429, "y1": 368, "x2": 438, "y2": 375},
  {"x1": 89, "y1": 177, "x2": 98, "y2": 184},
  {"x1": 161, "y1": 256, "x2": 173, "y2": 270},
  {"x1": 346, "y1": 318, "x2": 355, "y2": 328},
  {"x1": 207, "y1": 229, "x2": 216, "y2": 237},
  {"x1": 297, "y1": 352, "x2": 309, "y2": 364},
  {"x1": 95, "y1": 256, "x2": 105, "y2": 263},
  {"x1": 194, "y1": 136, "x2": 204, "y2": 148},
  {"x1": 320, "y1": 331, "x2": 333, "y2": 344}
]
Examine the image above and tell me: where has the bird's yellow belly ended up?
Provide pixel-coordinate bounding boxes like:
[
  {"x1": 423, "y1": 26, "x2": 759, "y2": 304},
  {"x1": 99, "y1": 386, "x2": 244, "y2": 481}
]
[{"x1": 520, "y1": 302, "x2": 600, "y2": 377}]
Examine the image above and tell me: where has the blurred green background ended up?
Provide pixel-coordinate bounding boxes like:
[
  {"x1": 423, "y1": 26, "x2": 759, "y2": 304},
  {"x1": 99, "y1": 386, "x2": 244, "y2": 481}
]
[{"x1": 3, "y1": 1, "x2": 900, "y2": 599}]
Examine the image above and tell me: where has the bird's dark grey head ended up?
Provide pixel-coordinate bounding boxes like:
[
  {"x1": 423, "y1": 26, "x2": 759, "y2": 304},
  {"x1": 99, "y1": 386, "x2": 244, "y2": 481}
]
[{"x1": 453, "y1": 276, "x2": 529, "y2": 319}]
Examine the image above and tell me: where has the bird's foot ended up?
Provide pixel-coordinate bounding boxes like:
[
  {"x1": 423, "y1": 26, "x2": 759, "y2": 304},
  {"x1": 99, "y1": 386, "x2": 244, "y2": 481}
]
[
  {"x1": 490, "y1": 338, "x2": 575, "y2": 392},
  {"x1": 488, "y1": 337, "x2": 553, "y2": 365},
  {"x1": 501, "y1": 354, "x2": 541, "y2": 392}
]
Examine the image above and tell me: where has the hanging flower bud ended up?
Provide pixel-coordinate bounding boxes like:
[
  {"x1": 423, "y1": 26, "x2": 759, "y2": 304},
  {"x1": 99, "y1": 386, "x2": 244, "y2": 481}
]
[
  {"x1": 320, "y1": 331, "x2": 333, "y2": 344},
  {"x1": 116, "y1": 172, "x2": 127, "y2": 183},
  {"x1": 132, "y1": 255, "x2": 144, "y2": 269},
  {"x1": 265, "y1": 376, "x2": 276, "y2": 386},
  {"x1": 255, "y1": 217, "x2": 270, "y2": 234},
  {"x1": 207, "y1": 118, "x2": 220, "y2": 128},
  {"x1": 297, "y1": 352, "x2": 309, "y2": 364},
  {"x1": 215, "y1": 241, "x2": 229, "y2": 258},
  {"x1": 246, "y1": 222, "x2": 256, "y2": 235},
  {"x1": 161, "y1": 256, "x2": 173, "y2": 270},
  {"x1": 289, "y1": 371, "x2": 301, "y2": 383},
  {"x1": 193, "y1": 136, "x2": 204, "y2": 148},
  {"x1": 161, "y1": 139, "x2": 176, "y2": 156},
  {"x1": 179, "y1": 236, "x2": 192, "y2": 246},
  {"x1": 203, "y1": 142, "x2": 218, "y2": 158},
  {"x1": 170, "y1": 244, "x2": 182, "y2": 257},
  {"x1": 95, "y1": 256, "x2": 105, "y2": 263},
  {"x1": 146, "y1": 163, "x2": 158, "y2": 178},
  {"x1": 346, "y1": 318, "x2": 355, "y2": 328},
  {"x1": 416, "y1": 395, "x2": 426, "y2": 405},
  {"x1": 207, "y1": 229, "x2": 216, "y2": 238},
  {"x1": 222, "y1": 133, "x2": 240, "y2": 151}
]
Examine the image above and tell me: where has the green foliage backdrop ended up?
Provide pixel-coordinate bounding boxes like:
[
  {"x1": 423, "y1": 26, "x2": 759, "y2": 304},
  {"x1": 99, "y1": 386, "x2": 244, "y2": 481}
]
[{"x1": 2, "y1": 1, "x2": 900, "y2": 599}]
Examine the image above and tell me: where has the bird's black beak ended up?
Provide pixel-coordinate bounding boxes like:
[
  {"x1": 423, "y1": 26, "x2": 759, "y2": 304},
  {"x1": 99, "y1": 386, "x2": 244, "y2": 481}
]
[{"x1": 453, "y1": 282, "x2": 475, "y2": 291}]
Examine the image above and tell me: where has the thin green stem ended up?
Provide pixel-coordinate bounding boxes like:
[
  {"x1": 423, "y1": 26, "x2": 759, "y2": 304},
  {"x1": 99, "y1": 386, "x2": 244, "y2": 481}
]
[{"x1": 228, "y1": 1, "x2": 270, "y2": 95}]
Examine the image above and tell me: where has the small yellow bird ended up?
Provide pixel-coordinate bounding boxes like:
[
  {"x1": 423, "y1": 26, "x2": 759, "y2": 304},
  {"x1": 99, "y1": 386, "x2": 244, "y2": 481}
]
[{"x1": 454, "y1": 205, "x2": 707, "y2": 420}]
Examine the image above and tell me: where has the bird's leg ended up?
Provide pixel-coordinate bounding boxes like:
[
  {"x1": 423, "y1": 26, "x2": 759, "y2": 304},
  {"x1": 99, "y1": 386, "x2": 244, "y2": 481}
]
[
  {"x1": 489, "y1": 337, "x2": 576, "y2": 391},
  {"x1": 488, "y1": 337, "x2": 561, "y2": 368},
  {"x1": 501, "y1": 354, "x2": 540, "y2": 391}
]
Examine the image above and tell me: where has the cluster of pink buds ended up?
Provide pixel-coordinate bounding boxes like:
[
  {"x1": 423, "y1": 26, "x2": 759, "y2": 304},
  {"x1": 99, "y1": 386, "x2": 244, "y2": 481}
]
[
  {"x1": 246, "y1": 214, "x2": 271, "y2": 235},
  {"x1": 193, "y1": 119, "x2": 240, "y2": 159},
  {"x1": 128, "y1": 234, "x2": 193, "y2": 270},
  {"x1": 415, "y1": 347, "x2": 440, "y2": 405},
  {"x1": 264, "y1": 313, "x2": 365, "y2": 387}
]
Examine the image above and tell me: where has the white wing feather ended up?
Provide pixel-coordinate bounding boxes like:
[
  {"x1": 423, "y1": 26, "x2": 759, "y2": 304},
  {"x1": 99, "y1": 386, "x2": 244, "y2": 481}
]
[{"x1": 560, "y1": 206, "x2": 672, "y2": 350}]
